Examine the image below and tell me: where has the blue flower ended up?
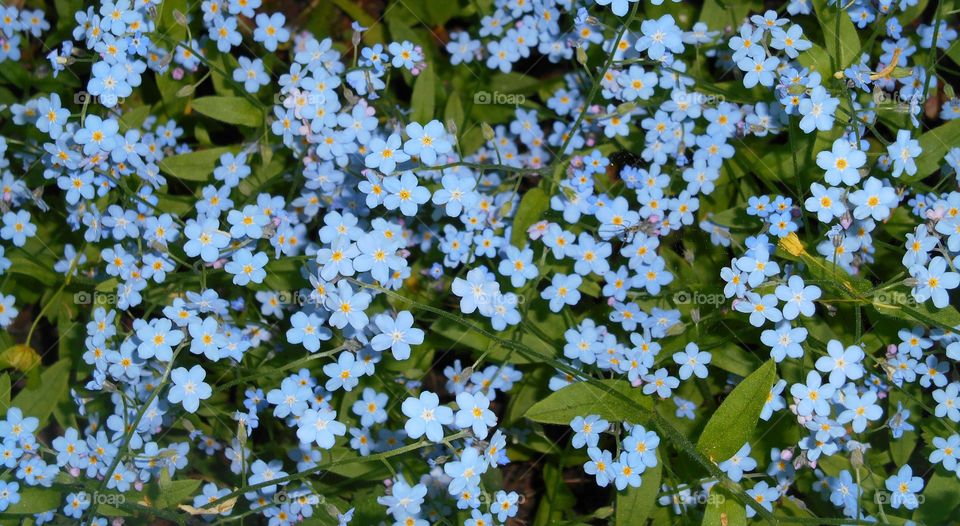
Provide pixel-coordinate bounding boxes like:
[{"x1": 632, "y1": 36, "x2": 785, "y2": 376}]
[
  {"x1": 838, "y1": 389, "x2": 882, "y2": 432},
  {"x1": 211, "y1": 16, "x2": 242, "y2": 52},
  {"x1": 0, "y1": 210, "x2": 35, "y2": 247},
  {"x1": 224, "y1": 249, "x2": 268, "y2": 286},
  {"x1": 584, "y1": 447, "x2": 615, "y2": 487},
  {"x1": 228, "y1": 0, "x2": 261, "y2": 17},
  {"x1": 541, "y1": 273, "x2": 582, "y2": 312},
  {"x1": 0, "y1": 480, "x2": 20, "y2": 511},
  {"x1": 365, "y1": 133, "x2": 409, "y2": 174},
  {"x1": 353, "y1": 233, "x2": 405, "y2": 283},
  {"x1": 594, "y1": 0, "x2": 637, "y2": 16},
  {"x1": 642, "y1": 368, "x2": 679, "y2": 397},
  {"x1": 233, "y1": 56, "x2": 269, "y2": 93},
  {"x1": 167, "y1": 365, "x2": 212, "y2": 413},
  {"x1": 87, "y1": 61, "x2": 131, "y2": 108},
  {"x1": 849, "y1": 176, "x2": 898, "y2": 221},
  {"x1": 815, "y1": 340, "x2": 865, "y2": 387},
  {"x1": 760, "y1": 322, "x2": 807, "y2": 362},
  {"x1": 253, "y1": 12, "x2": 289, "y2": 52},
  {"x1": 443, "y1": 446, "x2": 488, "y2": 495},
  {"x1": 790, "y1": 371, "x2": 835, "y2": 417},
  {"x1": 323, "y1": 351, "x2": 364, "y2": 392},
  {"x1": 817, "y1": 137, "x2": 866, "y2": 186},
  {"x1": 352, "y1": 388, "x2": 388, "y2": 427},
  {"x1": 884, "y1": 464, "x2": 924, "y2": 510},
  {"x1": 746, "y1": 481, "x2": 779, "y2": 518},
  {"x1": 35, "y1": 93, "x2": 69, "y2": 137},
  {"x1": 635, "y1": 14, "x2": 684, "y2": 60},
  {"x1": 491, "y1": 490, "x2": 520, "y2": 522},
  {"x1": 403, "y1": 120, "x2": 452, "y2": 165},
  {"x1": 910, "y1": 256, "x2": 959, "y2": 308},
  {"x1": 611, "y1": 451, "x2": 644, "y2": 490},
  {"x1": 570, "y1": 414, "x2": 608, "y2": 448},
  {"x1": 74, "y1": 115, "x2": 119, "y2": 155},
  {"x1": 371, "y1": 311, "x2": 424, "y2": 360},
  {"x1": 325, "y1": 281, "x2": 371, "y2": 330},
  {"x1": 933, "y1": 382, "x2": 960, "y2": 422},
  {"x1": 183, "y1": 218, "x2": 230, "y2": 263},
  {"x1": 382, "y1": 172, "x2": 430, "y2": 216},
  {"x1": 188, "y1": 316, "x2": 226, "y2": 360},
  {"x1": 718, "y1": 443, "x2": 756, "y2": 482},
  {"x1": 672, "y1": 342, "x2": 711, "y2": 379},
  {"x1": 454, "y1": 392, "x2": 497, "y2": 439},
  {"x1": 887, "y1": 129, "x2": 922, "y2": 177},
  {"x1": 296, "y1": 408, "x2": 346, "y2": 449},
  {"x1": 401, "y1": 391, "x2": 453, "y2": 442},
  {"x1": 798, "y1": 86, "x2": 839, "y2": 133},
  {"x1": 452, "y1": 267, "x2": 500, "y2": 316},
  {"x1": 227, "y1": 204, "x2": 269, "y2": 239},
  {"x1": 388, "y1": 41, "x2": 422, "y2": 69},
  {"x1": 136, "y1": 318, "x2": 183, "y2": 361},
  {"x1": 286, "y1": 311, "x2": 332, "y2": 352}
]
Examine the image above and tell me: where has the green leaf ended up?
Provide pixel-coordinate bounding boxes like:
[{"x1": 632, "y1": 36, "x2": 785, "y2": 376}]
[
  {"x1": 0, "y1": 373, "x2": 10, "y2": 416},
  {"x1": 702, "y1": 486, "x2": 747, "y2": 526},
  {"x1": 913, "y1": 470, "x2": 960, "y2": 524},
  {"x1": 696, "y1": 360, "x2": 776, "y2": 462},
  {"x1": 119, "y1": 105, "x2": 152, "y2": 131},
  {"x1": 5, "y1": 254, "x2": 59, "y2": 285},
  {"x1": 444, "y1": 92, "x2": 465, "y2": 134},
  {"x1": 160, "y1": 146, "x2": 239, "y2": 182},
  {"x1": 811, "y1": 0, "x2": 861, "y2": 70},
  {"x1": 904, "y1": 119, "x2": 960, "y2": 182},
  {"x1": 532, "y1": 463, "x2": 577, "y2": 526},
  {"x1": 410, "y1": 66, "x2": 436, "y2": 123},
  {"x1": 329, "y1": 0, "x2": 384, "y2": 44},
  {"x1": 489, "y1": 72, "x2": 542, "y2": 96},
  {"x1": 510, "y1": 187, "x2": 549, "y2": 248},
  {"x1": 525, "y1": 379, "x2": 653, "y2": 425},
  {"x1": 11, "y1": 359, "x2": 71, "y2": 425},
  {"x1": 154, "y1": 479, "x2": 202, "y2": 509},
  {"x1": 2, "y1": 487, "x2": 61, "y2": 514},
  {"x1": 191, "y1": 96, "x2": 263, "y2": 128},
  {"x1": 616, "y1": 453, "x2": 662, "y2": 526}
]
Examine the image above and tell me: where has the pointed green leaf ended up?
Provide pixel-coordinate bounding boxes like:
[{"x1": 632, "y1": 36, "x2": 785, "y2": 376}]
[
  {"x1": 11, "y1": 359, "x2": 71, "y2": 427},
  {"x1": 696, "y1": 360, "x2": 776, "y2": 462},
  {"x1": 410, "y1": 67, "x2": 436, "y2": 123},
  {"x1": 160, "y1": 146, "x2": 239, "y2": 182},
  {"x1": 616, "y1": 453, "x2": 662, "y2": 526},
  {"x1": 510, "y1": 187, "x2": 549, "y2": 248},
  {"x1": 191, "y1": 96, "x2": 262, "y2": 128},
  {"x1": 525, "y1": 379, "x2": 653, "y2": 425}
]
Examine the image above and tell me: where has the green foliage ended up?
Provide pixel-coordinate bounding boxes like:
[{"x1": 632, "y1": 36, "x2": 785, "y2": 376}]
[
  {"x1": 525, "y1": 379, "x2": 654, "y2": 425},
  {"x1": 696, "y1": 360, "x2": 776, "y2": 462}
]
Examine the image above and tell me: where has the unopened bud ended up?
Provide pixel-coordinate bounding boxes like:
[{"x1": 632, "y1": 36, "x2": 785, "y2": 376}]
[
  {"x1": 480, "y1": 123, "x2": 494, "y2": 141},
  {"x1": 172, "y1": 9, "x2": 188, "y2": 26},
  {"x1": 575, "y1": 45, "x2": 588, "y2": 66},
  {"x1": 850, "y1": 447, "x2": 864, "y2": 469}
]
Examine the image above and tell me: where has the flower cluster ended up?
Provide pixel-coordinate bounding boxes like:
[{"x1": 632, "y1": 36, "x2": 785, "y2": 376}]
[{"x1": 0, "y1": 0, "x2": 957, "y2": 524}]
